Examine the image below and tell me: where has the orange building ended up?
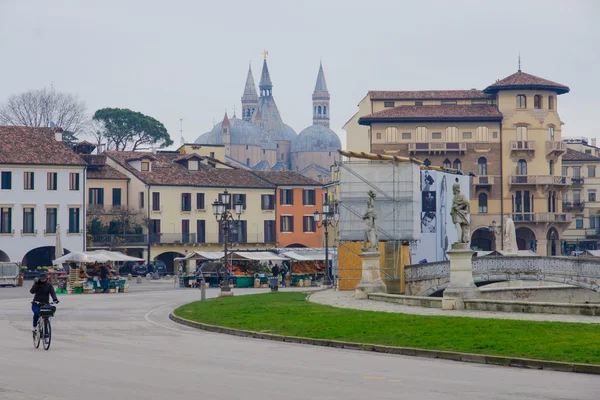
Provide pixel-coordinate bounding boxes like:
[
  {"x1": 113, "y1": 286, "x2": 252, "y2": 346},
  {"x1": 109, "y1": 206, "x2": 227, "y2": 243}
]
[{"x1": 251, "y1": 171, "x2": 324, "y2": 248}]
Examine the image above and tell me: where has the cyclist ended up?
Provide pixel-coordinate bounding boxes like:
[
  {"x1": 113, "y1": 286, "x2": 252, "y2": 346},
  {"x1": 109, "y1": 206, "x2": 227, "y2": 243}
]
[{"x1": 30, "y1": 273, "x2": 59, "y2": 333}]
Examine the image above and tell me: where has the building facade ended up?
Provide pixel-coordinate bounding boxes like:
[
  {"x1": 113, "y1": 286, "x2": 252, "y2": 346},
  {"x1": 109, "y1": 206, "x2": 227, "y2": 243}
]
[
  {"x1": 0, "y1": 126, "x2": 86, "y2": 268},
  {"x1": 195, "y1": 58, "x2": 341, "y2": 180},
  {"x1": 350, "y1": 70, "x2": 571, "y2": 255}
]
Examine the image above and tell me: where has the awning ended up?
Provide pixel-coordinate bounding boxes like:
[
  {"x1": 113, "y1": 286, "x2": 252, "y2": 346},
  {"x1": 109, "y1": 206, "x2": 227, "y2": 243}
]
[
  {"x1": 87, "y1": 250, "x2": 144, "y2": 262},
  {"x1": 230, "y1": 251, "x2": 287, "y2": 261},
  {"x1": 282, "y1": 251, "x2": 327, "y2": 261},
  {"x1": 174, "y1": 251, "x2": 225, "y2": 261}
]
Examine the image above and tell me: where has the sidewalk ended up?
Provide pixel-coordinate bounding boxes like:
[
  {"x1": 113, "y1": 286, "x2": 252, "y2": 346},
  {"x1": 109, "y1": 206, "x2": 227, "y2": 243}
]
[{"x1": 309, "y1": 290, "x2": 600, "y2": 324}]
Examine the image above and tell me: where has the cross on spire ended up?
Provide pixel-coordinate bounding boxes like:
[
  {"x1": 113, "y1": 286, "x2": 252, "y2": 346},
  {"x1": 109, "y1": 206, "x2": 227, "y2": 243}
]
[
  {"x1": 518, "y1": 51, "x2": 521, "y2": 72},
  {"x1": 232, "y1": 105, "x2": 237, "y2": 117}
]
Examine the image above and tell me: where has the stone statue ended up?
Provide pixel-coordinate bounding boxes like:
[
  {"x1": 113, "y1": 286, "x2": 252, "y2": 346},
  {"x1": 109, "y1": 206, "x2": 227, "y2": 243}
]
[
  {"x1": 450, "y1": 179, "x2": 470, "y2": 243},
  {"x1": 363, "y1": 190, "x2": 379, "y2": 252},
  {"x1": 503, "y1": 215, "x2": 518, "y2": 254}
]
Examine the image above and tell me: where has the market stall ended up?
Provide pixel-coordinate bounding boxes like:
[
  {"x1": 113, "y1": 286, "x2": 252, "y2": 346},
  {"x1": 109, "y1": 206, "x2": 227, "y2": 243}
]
[
  {"x1": 229, "y1": 251, "x2": 288, "y2": 288},
  {"x1": 280, "y1": 250, "x2": 332, "y2": 286},
  {"x1": 174, "y1": 251, "x2": 225, "y2": 287}
]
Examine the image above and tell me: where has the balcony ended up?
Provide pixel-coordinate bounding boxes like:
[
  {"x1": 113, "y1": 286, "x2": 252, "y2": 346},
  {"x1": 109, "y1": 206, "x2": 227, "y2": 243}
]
[
  {"x1": 546, "y1": 141, "x2": 566, "y2": 157},
  {"x1": 512, "y1": 213, "x2": 572, "y2": 224},
  {"x1": 509, "y1": 175, "x2": 570, "y2": 189},
  {"x1": 408, "y1": 142, "x2": 467, "y2": 154},
  {"x1": 510, "y1": 141, "x2": 535, "y2": 154},
  {"x1": 473, "y1": 175, "x2": 495, "y2": 186},
  {"x1": 563, "y1": 201, "x2": 586, "y2": 210},
  {"x1": 571, "y1": 177, "x2": 585, "y2": 186},
  {"x1": 586, "y1": 229, "x2": 600, "y2": 239},
  {"x1": 89, "y1": 234, "x2": 148, "y2": 247},
  {"x1": 149, "y1": 233, "x2": 197, "y2": 244}
]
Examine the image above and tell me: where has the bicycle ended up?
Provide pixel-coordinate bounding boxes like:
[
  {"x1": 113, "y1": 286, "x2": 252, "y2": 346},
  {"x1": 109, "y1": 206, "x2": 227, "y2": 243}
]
[{"x1": 33, "y1": 301, "x2": 57, "y2": 351}]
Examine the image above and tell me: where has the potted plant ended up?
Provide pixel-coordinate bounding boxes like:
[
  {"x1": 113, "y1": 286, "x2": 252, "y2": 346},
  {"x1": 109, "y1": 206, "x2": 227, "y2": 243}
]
[{"x1": 17, "y1": 266, "x2": 27, "y2": 287}]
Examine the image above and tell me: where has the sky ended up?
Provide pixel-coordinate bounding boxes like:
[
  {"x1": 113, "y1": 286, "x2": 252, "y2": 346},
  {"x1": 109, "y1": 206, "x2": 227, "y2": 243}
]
[{"x1": 1, "y1": 0, "x2": 599, "y2": 149}]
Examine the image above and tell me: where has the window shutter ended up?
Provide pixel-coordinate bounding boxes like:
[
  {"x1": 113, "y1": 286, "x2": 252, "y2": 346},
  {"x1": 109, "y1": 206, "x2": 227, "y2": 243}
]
[
  {"x1": 280, "y1": 215, "x2": 284, "y2": 231},
  {"x1": 242, "y1": 194, "x2": 247, "y2": 209},
  {"x1": 98, "y1": 188, "x2": 104, "y2": 205},
  {"x1": 303, "y1": 216, "x2": 307, "y2": 232},
  {"x1": 279, "y1": 189, "x2": 284, "y2": 205},
  {"x1": 290, "y1": 190, "x2": 294, "y2": 205},
  {"x1": 290, "y1": 216, "x2": 294, "y2": 232},
  {"x1": 88, "y1": 188, "x2": 93, "y2": 204}
]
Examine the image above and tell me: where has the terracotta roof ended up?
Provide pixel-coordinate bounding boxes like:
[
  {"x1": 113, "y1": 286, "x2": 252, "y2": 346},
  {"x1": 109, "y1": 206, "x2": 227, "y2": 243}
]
[
  {"x1": 369, "y1": 90, "x2": 490, "y2": 100},
  {"x1": 0, "y1": 126, "x2": 87, "y2": 166},
  {"x1": 358, "y1": 104, "x2": 502, "y2": 124},
  {"x1": 251, "y1": 171, "x2": 323, "y2": 186},
  {"x1": 484, "y1": 71, "x2": 569, "y2": 94},
  {"x1": 562, "y1": 148, "x2": 600, "y2": 162},
  {"x1": 105, "y1": 151, "x2": 273, "y2": 188},
  {"x1": 81, "y1": 155, "x2": 129, "y2": 180}
]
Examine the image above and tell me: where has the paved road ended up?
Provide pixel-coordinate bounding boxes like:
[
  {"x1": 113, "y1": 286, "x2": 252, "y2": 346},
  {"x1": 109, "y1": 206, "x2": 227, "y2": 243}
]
[{"x1": 0, "y1": 285, "x2": 598, "y2": 399}]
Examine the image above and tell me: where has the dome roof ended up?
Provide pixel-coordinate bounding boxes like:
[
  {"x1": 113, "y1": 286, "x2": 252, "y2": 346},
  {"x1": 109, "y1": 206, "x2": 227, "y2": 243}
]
[
  {"x1": 194, "y1": 116, "x2": 264, "y2": 146},
  {"x1": 279, "y1": 124, "x2": 297, "y2": 141},
  {"x1": 292, "y1": 124, "x2": 341, "y2": 153}
]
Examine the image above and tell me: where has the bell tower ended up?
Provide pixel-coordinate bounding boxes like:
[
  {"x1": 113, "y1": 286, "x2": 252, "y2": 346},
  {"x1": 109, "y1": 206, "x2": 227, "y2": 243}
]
[{"x1": 312, "y1": 61, "x2": 330, "y2": 128}]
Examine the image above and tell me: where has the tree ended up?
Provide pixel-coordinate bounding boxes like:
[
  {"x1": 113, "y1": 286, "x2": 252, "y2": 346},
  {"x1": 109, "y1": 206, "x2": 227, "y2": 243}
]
[
  {"x1": 92, "y1": 108, "x2": 173, "y2": 151},
  {"x1": 0, "y1": 88, "x2": 87, "y2": 146}
]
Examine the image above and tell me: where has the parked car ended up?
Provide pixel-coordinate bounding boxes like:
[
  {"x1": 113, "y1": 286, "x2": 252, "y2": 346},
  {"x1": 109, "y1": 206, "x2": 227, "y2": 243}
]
[
  {"x1": 145, "y1": 261, "x2": 168, "y2": 276},
  {"x1": 132, "y1": 263, "x2": 149, "y2": 276}
]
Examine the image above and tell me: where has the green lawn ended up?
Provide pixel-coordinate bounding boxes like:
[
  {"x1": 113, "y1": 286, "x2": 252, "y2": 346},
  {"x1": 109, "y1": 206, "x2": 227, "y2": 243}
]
[{"x1": 174, "y1": 292, "x2": 600, "y2": 364}]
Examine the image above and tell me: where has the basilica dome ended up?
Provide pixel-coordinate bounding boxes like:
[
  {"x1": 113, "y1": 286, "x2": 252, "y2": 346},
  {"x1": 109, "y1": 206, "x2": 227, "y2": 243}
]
[
  {"x1": 292, "y1": 124, "x2": 341, "y2": 153},
  {"x1": 194, "y1": 116, "x2": 265, "y2": 146}
]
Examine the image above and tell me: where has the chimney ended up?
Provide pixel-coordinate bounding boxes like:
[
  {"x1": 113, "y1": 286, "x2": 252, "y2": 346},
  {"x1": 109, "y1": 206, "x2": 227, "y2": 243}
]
[
  {"x1": 53, "y1": 127, "x2": 63, "y2": 142},
  {"x1": 592, "y1": 138, "x2": 597, "y2": 147}
]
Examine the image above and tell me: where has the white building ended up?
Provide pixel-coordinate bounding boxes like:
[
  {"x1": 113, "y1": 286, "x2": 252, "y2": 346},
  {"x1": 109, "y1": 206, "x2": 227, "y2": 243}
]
[{"x1": 0, "y1": 126, "x2": 86, "y2": 268}]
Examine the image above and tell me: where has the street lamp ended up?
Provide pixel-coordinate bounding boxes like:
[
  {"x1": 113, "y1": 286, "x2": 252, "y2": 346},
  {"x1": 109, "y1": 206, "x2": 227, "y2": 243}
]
[
  {"x1": 212, "y1": 189, "x2": 243, "y2": 297},
  {"x1": 314, "y1": 199, "x2": 338, "y2": 286}
]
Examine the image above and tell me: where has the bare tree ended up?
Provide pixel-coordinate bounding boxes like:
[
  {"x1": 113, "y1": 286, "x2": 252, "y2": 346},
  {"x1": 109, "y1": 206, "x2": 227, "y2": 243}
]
[{"x1": 0, "y1": 88, "x2": 88, "y2": 145}]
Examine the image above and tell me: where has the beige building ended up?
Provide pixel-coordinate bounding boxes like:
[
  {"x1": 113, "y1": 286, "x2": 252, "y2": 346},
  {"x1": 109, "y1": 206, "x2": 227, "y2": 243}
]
[
  {"x1": 348, "y1": 70, "x2": 571, "y2": 256},
  {"x1": 561, "y1": 147, "x2": 600, "y2": 253}
]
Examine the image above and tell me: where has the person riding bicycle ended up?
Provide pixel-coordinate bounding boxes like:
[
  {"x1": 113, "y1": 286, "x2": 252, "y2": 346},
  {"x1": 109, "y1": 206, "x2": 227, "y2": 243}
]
[{"x1": 30, "y1": 273, "x2": 58, "y2": 333}]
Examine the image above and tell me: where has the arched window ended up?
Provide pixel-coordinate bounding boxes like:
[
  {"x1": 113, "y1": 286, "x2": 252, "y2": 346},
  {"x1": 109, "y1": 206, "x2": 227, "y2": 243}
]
[
  {"x1": 478, "y1": 157, "x2": 487, "y2": 175},
  {"x1": 443, "y1": 159, "x2": 451, "y2": 169},
  {"x1": 517, "y1": 159, "x2": 527, "y2": 175},
  {"x1": 534, "y1": 95, "x2": 543, "y2": 109},
  {"x1": 246, "y1": 108, "x2": 250, "y2": 118},
  {"x1": 453, "y1": 158, "x2": 461, "y2": 170},
  {"x1": 548, "y1": 126, "x2": 555, "y2": 141},
  {"x1": 476, "y1": 126, "x2": 489, "y2": 142},
  {"x1": 323, "y1": 105, "x2": 327, "y2": 115},
  {"x1": 385, "y1": 127, "x2": 398, "y2": 143},
  {"x1": 516, "y1": 126, "x2": 528, "y2": 141},
  {"x1": 478, "y1": 193, "x2": 488, "y2": 214},
  {"x1": 252, "y1": 108, "x2": 255, "y2": 115},
  {"x1": 549, "y1": 96, "x2": 555, "y2": 110},
  {"x1": 549, "y1": 160, "x2": 554, "y2": 175},
  {"x1": 445, "y1": 126, "x2": 459, "y2": 142},
  {"x1": 318, "y1": 106, "x2": 322, "y2": 115},
  {"x1": 516, "y1": 94, "x2": 527, "y2": 109}
]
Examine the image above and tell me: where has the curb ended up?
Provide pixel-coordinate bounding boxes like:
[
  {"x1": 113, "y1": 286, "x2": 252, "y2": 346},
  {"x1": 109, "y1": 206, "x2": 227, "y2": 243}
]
[{"x1": 169, "y1": 313, "x2": 600, "y2": 375}]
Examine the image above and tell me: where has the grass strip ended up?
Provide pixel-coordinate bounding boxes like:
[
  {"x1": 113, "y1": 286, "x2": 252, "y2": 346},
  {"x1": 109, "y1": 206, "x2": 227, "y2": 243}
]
[{"x1": 174, "y1": 292, "x2": 600, "y2": 364}]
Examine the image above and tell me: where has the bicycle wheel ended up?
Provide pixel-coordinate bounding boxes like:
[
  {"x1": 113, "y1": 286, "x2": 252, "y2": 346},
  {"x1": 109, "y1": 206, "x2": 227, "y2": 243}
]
[
  {"x1": 42, "y1": 318, "x2": 51, "y2": 350},
  {"x1": 33, "y1": 321, "x2": 41, "y2": 349}
]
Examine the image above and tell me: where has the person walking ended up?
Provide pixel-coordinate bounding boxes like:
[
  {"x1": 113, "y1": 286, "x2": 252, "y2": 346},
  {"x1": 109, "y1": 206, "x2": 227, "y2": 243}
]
[
  {"x1": 271, "y1": 263, "x2": 280, "y2": 290},
  {"x1": 100, "y1": 264, "x2": 110, "y2": 293},
  {"x1": 280, "y1": 263, "x2": 288, "y2": 288}
]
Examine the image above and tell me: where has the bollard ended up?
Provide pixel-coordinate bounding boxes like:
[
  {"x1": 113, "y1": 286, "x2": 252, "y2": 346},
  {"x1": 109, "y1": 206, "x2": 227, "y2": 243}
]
[
  {"x1": 136, "y1": 276, "x2": 142, "y2": 284},
  {"x1": 127, "y1": 274, "x2": 132, "y2": 281},
  {"x1": 200, "y1": 279, "x2": 206, "y2": 300}
]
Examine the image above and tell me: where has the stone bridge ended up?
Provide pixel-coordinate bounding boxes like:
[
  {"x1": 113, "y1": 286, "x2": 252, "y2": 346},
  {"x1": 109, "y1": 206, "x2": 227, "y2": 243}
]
[{"x1": 404, "y1": 256, "x2": 600, "y2": 296}]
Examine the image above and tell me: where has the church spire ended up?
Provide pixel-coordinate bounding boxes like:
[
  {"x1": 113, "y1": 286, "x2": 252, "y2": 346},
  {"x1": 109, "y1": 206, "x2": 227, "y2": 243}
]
[
  {"x1": 312, "y1": 61, "x2": 330, "y2": 128},
  {"x1": 241, "y1": 63, "x2": 258, "y2": 121},
  {"x1": 259, "y1": 57, "x2": 273, "y2": 97}
]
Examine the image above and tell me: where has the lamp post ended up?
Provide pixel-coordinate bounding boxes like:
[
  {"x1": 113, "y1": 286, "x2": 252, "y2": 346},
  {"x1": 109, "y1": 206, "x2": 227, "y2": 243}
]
[
  {"x1": 314, "y1": 200, "x2": 338, "y2": 286},
  {"x1": 212, "y1": 189, "x2": 243, "y2": 297}
]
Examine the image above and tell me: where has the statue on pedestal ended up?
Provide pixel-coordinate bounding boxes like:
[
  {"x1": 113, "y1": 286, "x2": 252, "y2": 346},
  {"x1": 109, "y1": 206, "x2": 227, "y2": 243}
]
[
  {"x1": 363, "y1": 190, "x2": 379, "y2": 252},
  {"x1": 503, "y1": 215, "x2": 518, "y2": 254},
  {"x1": 450, "y1": 179, "x2": 470, "y2": 244}
]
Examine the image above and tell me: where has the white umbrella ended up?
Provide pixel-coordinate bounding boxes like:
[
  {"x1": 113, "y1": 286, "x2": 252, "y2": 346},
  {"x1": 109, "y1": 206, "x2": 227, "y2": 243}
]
[
  {"x1": 87, "y1": 250, "x2": 144, "y2": 262},
  {"x1": 53, "y1": 224, "x2": 64, "y2": 266},
  {"x1": 53, "y1": 251, "x2": 111, "y2": 264}
]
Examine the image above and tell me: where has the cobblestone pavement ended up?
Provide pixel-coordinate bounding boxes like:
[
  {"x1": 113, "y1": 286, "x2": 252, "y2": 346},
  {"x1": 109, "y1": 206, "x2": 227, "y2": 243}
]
[{"x1": 309, "y1": 290, "x2": 600, "y2": 324}]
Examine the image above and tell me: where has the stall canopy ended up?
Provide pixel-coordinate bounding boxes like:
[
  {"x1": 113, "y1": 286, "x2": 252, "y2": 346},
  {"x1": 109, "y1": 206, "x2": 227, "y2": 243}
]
[
  {"x1": 230, "y1": 251, "x2": 287, "y2": 261},
  {"x1": 87, "y1": 250, "x2": 144, "y2": 262},
  {"x1": 53, "y1": 251, "x2": 144, "y2": 264},
  {"x1": 174, "y1": 251, "x2": 225, "y2": 261},
  {"x1": 281, "y1": 249, "x2": 335, "y2": 261}
]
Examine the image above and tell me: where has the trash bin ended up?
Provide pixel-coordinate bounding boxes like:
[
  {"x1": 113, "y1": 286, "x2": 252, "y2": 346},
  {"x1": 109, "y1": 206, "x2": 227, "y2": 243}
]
[{"x1": 269, "y1": 277, "x2": 278, "y2": 292}]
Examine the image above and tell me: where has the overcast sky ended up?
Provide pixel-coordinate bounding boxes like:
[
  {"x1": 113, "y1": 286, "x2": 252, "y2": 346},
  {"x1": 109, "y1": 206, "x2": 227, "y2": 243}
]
[{"x1": 1, "y1": 0, "x2": 599, "y2": 149}]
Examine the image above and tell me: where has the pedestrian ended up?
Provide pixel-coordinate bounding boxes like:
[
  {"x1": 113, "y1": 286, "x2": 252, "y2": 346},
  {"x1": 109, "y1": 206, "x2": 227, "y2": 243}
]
[
  {"x1": 271, "y1": 263, "x2": 280, "y2": 289},
  {"x1": 100, "y1": 263, "x2": 109, "y2": 293},
  {"x1": 280, "y1": 263, "x2": 288, "y2": 288}
]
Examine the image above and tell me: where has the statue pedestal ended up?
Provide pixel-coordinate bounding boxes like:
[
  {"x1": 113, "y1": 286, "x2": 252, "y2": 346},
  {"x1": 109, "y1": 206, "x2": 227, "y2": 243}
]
[
  {"x1": 355, "y1": 251, "x2": 387, "y2": 299},
  {"x1": 442, "y1": 243, "x2": 480, "y2": 310}
]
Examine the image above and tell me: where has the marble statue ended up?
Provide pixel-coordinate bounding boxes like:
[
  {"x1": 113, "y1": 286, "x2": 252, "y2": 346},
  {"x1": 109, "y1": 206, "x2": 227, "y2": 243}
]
[
  {"x1": 363, "y1": 190, "x2": 379, "y2": 251},
  {"x1": 450, "y1": 179, "x2": 470, "y2": 243},
  {"x1": 503, "y1": 215, "x2": 518, "y2": 254}
]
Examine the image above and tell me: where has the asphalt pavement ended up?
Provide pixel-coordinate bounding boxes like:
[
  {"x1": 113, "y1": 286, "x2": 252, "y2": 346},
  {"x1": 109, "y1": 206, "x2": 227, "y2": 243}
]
[{"x1": 0, "y1": 281, "x2": 598, "y2": 399}]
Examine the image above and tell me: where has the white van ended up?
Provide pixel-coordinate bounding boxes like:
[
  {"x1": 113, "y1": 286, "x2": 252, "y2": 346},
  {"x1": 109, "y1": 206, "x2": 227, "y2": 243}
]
[{"x1": 0, "y1": 262, "x2": 19, "y2": 287}]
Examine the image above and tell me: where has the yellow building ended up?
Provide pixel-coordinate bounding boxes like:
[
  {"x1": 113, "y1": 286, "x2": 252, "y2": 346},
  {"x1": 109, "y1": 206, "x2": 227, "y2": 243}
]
[
  {"x1": 346, "y1": 69, "x2": 571, "y2": 255},
  {"x1": 561, "y1": 147, "x2": 600, "y2": 254},
  {"x1": 177, "y1": 143, "x2": 226, "y2": 162},
  {"x1": 103, "y1": 151, "x2": 277, "y2": 272}
]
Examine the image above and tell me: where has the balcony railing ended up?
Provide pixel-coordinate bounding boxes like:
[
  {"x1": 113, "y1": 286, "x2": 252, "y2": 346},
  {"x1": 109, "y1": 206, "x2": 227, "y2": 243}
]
[
  {"x1": 510, "y1": 140, "x2": 535, "y2": 152},
  {"x1": 546, "y1": 141, "x2": 567, "y2": 156},
  {"x1": 563, "y1": 201, "x2": 585, "y2": 210},
  {"x1": 149, "y1": 233, "x2": 197, "y2": 244},
  {"x1": 585, "y1": 229, "x2": 600, "y2": 238},
  {"x1": 473, "y1": 176, "x2": 495, "y2": 185},
  {"x1": 89, "y1": 234, "x2": 148, "y2": 246},
  {"x1": 89, "y1": 232, "x2": 275, "y2": 247},
  {"x1": 512, "y1": 213, "x2": 572, "y2": 224},
  {"x1": 571, "y1": 177, "x2": 585, "y2": 185},
  {"x1": 408, "y1": 142, "x2": 467, "y2": 153},
  {"x1": 509, "y1": 175, "x2": 569, "y2": 186}
]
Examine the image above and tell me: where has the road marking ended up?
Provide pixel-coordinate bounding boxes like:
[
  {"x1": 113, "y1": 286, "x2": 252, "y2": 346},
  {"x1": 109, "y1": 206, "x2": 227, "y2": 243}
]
[
  {"x1": 143, "y1": 303, "x2": 195, "y2": 333},
  {"x1": 388, "y1": 379, "x2": 401, "y2": 383},
  {"x1": 363, "y1": 376, "x2": 385, "y2": 380}
]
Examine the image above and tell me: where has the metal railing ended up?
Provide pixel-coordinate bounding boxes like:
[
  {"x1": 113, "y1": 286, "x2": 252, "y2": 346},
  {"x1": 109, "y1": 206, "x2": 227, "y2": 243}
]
[
  {"x1": 571, "y1": 177, "x2": 585, "y2": 185},
  {"x1": 90, "y1": 234, "x2": 148, "y2": 246},
  {"x1": 585, "y1": 229, "x2": 600, "y2": 238},
  {"x1": 509, "y1": 175, "x2": 569, "y2": 185},
  {"x1": 408, "y1": 142, "x2": 467, "y2": 152},
  {"x1": 563, "y1": 201, "x2": 585, "y2": 209},
  {"x1": 512, "y1": 213, "x2": 572, "y2": 223}
]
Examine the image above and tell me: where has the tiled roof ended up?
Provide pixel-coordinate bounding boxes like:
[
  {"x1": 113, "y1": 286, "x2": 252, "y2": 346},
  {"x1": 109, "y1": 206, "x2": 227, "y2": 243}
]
[
  {"x1": 106, "y1": 151, "x2": 273, "y2": 188},
  {"x1": 0, "y1": 126, "x2": 87, "y2": 166},
  {"x1": 81, "y1": 155, "x2": 129, "y2": 180},
  {"x1": 369, "y1": 90, "x2": 490, "y2": 100},
  {"x1": 251, "y1": 171, "x2": 322, "y2": 186},
  {"x1": 484, "y1": 71, "x2": 569, "y2": 94},
  {"x1": 298, "y1": 163, "x2": 331, "y2": 177},
  {"x1": 359, "y1": 104, "x2": 502, "y2": 124},
  {"x1": 562, "y1": 148, "x2": 600, "y2": 162}
]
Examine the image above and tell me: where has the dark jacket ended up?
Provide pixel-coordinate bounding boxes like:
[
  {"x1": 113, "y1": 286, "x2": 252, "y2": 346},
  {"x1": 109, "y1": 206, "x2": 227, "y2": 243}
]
[
  {"x1": 272, "y1": 265, "x2": 280, "y2": 277},
  {"x1": 100, "y1": 266, "x2": 108, "y2": 279},
  {"x1": 30, "y1": 281, "x2": 58, "y2": 304}
]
